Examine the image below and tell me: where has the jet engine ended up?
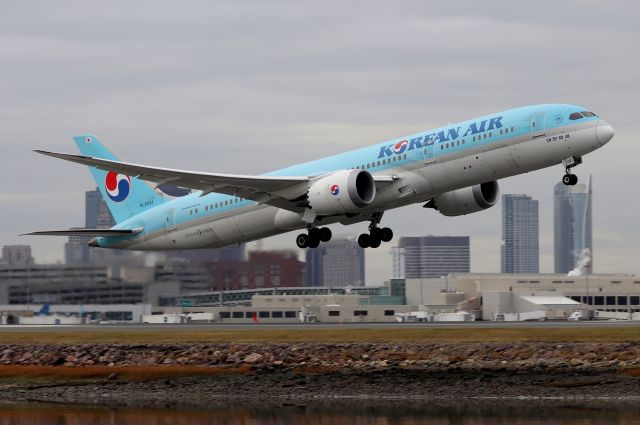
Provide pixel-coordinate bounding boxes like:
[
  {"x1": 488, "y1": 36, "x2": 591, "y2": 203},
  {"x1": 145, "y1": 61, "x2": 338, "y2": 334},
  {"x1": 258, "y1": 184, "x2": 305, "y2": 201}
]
[
  {"x1": 307, "y1": 169, "x2": 376, "y2": 215},
  {"x1": 426, "y1": 181, "x2": 499, "y2": 216}
]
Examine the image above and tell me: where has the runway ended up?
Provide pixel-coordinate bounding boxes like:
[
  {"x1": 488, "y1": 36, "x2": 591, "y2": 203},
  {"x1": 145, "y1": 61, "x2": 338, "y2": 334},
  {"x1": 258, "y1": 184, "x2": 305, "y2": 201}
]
[{"x1": 1, "y1": 320, "x2": 640, "y2": 332}]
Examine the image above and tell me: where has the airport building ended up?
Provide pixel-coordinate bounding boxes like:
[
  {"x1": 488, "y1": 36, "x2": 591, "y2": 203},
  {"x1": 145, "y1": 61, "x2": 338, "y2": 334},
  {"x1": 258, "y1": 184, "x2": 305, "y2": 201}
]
[
  {"x1": 391, "y1": 236, "x2": 470, "y2": 279},
  {"x1": 405, "y1": 273, "x2": 640, "y2": 320},
  {"x1": 501, "y1": 195, "x2": 539, "y2": 273}
]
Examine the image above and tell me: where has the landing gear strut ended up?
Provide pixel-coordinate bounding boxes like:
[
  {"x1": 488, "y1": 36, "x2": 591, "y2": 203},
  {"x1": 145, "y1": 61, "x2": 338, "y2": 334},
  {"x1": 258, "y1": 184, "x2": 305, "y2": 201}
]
[
  {"x1": 295, "y1": 226, "x2": 332, "y2": 249},
  {"x1": 357, "y1": 212, "x2": 393, "y2": 249},
  {"x1": 562, "y1": 156, "x2": 581, "y2": 186}
]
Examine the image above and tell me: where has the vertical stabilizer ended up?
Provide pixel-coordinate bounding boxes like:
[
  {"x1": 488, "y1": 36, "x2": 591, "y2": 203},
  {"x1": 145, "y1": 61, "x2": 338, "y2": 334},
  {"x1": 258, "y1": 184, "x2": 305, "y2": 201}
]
[{"x1": 73, "y1": 134, "x2": 165, "y2": 224}]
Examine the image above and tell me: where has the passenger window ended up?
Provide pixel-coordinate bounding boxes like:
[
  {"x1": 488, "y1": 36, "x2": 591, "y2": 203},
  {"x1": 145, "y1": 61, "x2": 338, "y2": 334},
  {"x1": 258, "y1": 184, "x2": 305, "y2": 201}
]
[
  {"x1": 510, "y1": 127, "x2": 515, "y2": 132},
  {"x1": 483, "y1": 134, "x2": 487, "y2": 139},
  {"x1": 377, "y1": 161, "x2": 380, "y2": 166},
  {"x1": 500, "y1": 129, "x2": 503, "y2": 135},
  {"x1": 489, "y1": 132, "x2": 492, "y2": 137},
  {"x1": 403, "y1": 154, "x2": 407, "y2": 159}
]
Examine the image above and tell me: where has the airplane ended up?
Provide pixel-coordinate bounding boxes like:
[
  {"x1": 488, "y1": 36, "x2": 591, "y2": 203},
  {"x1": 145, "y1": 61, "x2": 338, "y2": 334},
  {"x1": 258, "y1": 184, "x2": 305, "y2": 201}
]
[{"x1": 25, "y1": 104, "x2": 614, "y2": 250}]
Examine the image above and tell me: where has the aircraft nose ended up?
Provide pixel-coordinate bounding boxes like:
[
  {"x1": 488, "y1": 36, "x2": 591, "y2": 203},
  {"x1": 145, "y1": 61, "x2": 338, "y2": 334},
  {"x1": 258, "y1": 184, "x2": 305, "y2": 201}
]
[{"x1": 596, "y1": 120, "x2": 614, "y2": 145}]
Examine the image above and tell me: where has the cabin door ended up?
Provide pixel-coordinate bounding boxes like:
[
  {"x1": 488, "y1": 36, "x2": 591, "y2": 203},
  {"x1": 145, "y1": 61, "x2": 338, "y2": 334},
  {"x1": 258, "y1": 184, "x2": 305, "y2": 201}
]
[{"x1": 530, "y1": 113, "x2": 546, "y2": 138}]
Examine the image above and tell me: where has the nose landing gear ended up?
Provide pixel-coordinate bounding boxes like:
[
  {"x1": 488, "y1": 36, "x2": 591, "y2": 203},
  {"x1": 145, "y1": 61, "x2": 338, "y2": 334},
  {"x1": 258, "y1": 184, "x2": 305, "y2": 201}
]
[
  {"x1": 295, "y1": 226, "x2": 332, "y2": 249},
  {"x1": 562, "y1": 156, "x2": 582, "y2": 186},
  {"x1": 357, "y1": 212, "x2": 393, "y2": 249}
]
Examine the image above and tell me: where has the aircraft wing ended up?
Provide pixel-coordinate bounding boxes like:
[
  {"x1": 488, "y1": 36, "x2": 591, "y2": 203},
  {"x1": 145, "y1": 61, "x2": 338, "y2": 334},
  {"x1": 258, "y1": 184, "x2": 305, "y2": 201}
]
[
  {"x1": 22, "y1": 228, "x2": 144, "y2": 237},
  {"x1": 35, "y1": 150, "x2": 398, "y2": 213},
  {"x1": 35, "y1": 150, "x2": 312, "y2": 211}
]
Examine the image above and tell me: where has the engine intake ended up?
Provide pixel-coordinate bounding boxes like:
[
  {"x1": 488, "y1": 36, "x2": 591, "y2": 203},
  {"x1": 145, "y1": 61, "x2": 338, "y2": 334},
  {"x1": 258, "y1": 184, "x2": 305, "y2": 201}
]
[
  {"x1": 307, "y1": 170, "x2": 376, "y2": 215},
  {"x1": 427, "y1": 181, "x2": 499, "y2": 216}
]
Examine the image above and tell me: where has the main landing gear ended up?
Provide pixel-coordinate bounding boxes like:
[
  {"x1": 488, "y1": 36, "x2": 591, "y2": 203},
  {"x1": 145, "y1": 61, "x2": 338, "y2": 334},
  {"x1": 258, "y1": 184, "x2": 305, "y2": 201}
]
[
  {"x1": 562, "y1": 156, "x2": 582, "y2": 186},
  {"x1": 295, "y1": 226, "x2": 332, "y2": 249},
  {"x1": 357, "y1": 213, "x2": 393, "y2": 249}
]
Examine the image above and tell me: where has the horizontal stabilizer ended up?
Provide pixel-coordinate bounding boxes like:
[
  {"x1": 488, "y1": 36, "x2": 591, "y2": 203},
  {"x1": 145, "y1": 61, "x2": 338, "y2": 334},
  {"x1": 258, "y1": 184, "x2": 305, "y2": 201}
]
[{"x1": 22, "y1": 227, "x2": 143, "y2": 237}]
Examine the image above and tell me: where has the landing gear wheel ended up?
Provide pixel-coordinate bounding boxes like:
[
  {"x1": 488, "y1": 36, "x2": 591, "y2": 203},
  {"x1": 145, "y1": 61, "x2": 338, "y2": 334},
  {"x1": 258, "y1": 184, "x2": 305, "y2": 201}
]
[
  {"x1": 308, "y1": 227, "x2": 321, "y2": 240},
  {"x1": 358, "y1": 233, "x2": 370, "y2": 249},
  {"x1": 380, "y1": 227, "x2": 393, "y2": 242},
  {"x1": 319, "y1": 227, "x2": 332, "y2": 243},
  {"x1": 563, "y1": 174, "x2": 578, "y2": 186},
  {"x1": 295, "y1": 233, "x2": 309, "y2": 248},
  {"x1": 370, "y1": 227, "x2": 383, "y2": 241},
  {"x1": 369, "y1": 236, "x2": 381, "y2": 248},
  {"x1": 307, "y1": 236, "x2": 320, "y2": 248},
  {"x1": 569, "y1": 174, "x2": 578, "y2": 185}
]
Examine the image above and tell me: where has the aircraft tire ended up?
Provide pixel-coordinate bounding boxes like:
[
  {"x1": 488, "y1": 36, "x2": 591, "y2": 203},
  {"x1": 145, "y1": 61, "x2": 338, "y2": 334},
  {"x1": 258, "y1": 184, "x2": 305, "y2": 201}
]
[
  {"x1": 358, "y1": 233, "x2": 370, "y2": 248},
  {"x1": 369, "y1": 236, "x2": 381, "y2": 249},
  {"x1": 319, "y1": 227, "x2": 332, "y2": 242},
  {"x1": 307, "y1": 236, "x2": 320, "y2": 248},
  {"x1": 380, "y1": 227, "x2": 393, "y2": 242},
  {"x1": 569, "y1": 174, "x2": 578, "y2": 185},
  {"x1": 562, "y1": 174, "x2": 572, "y2": 186},
  {"x1": 296, "y1": 233, "x2": 309, "y2": 248}
]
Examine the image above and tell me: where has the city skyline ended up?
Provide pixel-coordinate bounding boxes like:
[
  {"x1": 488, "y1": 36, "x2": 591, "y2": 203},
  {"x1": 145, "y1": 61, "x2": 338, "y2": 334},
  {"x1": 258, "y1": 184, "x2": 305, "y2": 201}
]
[{"x1": 1, "y1": 2, "x2": 637, "y2": 284}]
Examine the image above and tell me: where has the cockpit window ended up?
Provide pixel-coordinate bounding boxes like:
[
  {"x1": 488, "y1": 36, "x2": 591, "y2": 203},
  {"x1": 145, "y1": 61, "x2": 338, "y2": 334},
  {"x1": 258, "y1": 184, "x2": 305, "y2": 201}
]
[
  {"x1": 569, "y1": 112, "x2": 584, "y2": 120},
  {"x1": 580, "y1": 111, "x2": 597, "y2": 117}
]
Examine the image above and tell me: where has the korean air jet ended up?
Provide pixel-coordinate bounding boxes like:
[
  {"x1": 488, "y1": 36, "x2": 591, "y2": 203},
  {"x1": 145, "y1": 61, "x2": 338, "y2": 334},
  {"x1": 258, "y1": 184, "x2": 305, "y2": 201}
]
[{"x1": 26, "y1": 104, "x2": 614, "y2": 250}]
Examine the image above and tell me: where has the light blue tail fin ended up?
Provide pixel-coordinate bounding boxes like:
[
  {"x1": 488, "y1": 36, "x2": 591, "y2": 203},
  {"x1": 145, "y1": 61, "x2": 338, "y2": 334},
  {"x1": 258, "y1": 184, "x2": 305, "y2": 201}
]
[{"x1": 73, "y1": 134, "x2": 166, "y2": 224}]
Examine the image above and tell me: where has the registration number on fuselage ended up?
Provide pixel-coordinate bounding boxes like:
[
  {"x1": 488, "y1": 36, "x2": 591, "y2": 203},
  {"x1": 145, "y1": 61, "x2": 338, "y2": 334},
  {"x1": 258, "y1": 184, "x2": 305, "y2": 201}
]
[{"x1": 546, "y1": 133, "x2": 571, "y2": 143}]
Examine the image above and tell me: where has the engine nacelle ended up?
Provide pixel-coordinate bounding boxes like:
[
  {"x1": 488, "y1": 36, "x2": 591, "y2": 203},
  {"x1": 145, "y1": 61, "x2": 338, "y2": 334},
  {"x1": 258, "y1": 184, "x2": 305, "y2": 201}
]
[
  {"x1": 307, "y1": 170, "x2": 376, "y2": 215},
  {"x1": 428, "y1": 181, "x2": 499, "y2": 216}
]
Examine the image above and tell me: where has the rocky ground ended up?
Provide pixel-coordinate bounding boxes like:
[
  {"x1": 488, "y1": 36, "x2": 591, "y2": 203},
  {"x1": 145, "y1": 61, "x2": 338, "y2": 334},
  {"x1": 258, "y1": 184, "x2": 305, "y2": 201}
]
[{"x1": 1, "y1": 342, "x2": 640, "y2": 407}]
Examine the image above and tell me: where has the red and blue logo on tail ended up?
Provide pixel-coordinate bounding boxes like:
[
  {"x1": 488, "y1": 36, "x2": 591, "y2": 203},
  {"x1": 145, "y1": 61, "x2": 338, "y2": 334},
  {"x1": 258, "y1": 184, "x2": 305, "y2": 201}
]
[{"x1": 105, "y1": 172, "x2": 131, "y2": 202}]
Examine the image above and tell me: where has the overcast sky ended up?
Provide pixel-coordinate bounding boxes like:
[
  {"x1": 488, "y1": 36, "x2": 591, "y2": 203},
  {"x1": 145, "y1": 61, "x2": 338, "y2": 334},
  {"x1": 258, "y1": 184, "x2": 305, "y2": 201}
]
[{"x1": 1, "y1": 1, "x2": 638, "y2": 284}]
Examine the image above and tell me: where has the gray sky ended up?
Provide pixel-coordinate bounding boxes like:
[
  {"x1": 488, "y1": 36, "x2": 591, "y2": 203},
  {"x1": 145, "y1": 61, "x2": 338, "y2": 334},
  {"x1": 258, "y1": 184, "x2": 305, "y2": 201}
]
[{"x1": 1, "y1": 1, "x2": 638, "y2": 284}]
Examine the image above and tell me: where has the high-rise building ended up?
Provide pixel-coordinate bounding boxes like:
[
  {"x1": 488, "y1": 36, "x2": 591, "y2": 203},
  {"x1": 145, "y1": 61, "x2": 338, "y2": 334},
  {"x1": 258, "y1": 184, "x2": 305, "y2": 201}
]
[
  {"x1": 554, "y1": 177, "x2": 593, "y2": 273},
  {"x1": 65, "y1": 188, "x2": 116, "y2": 265},
  {"x1": 501, "y1": 194, "x2": 539, "y2": 273},
  {"x1": 392, "y1": 236, "x2": 470, "y2": 279},
  {"x1": 305, "y1": 239, "x2": 365, "y2": 287},
  {"x1": 1, "y1": 245, "x2": 35, "y2": 266}
]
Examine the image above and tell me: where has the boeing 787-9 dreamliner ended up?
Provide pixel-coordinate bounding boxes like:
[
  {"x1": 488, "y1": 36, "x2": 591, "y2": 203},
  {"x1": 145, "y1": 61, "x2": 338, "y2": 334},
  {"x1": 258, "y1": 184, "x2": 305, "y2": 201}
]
[{"x1": 26, "y1": 104, "x2": 614, "y2": 250}]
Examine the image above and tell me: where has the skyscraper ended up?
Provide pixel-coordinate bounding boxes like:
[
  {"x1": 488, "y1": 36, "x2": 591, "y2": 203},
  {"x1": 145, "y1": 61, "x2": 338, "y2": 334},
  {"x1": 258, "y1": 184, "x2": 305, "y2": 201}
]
[
  {"x1": 65, "y1": 188, "x2": 116, "y2": 265},
  {"x1": 392, "y1": 236, "x2": 470, "y2": 278},
  {"x1": 305, "y1": 239, "x2": 365, "y2": 287},
  {"x1": 554, "y1": 177, "x2": 593, "y2": 273},
  {"x1": 501, "y1": 194, "x2": 539, "y2": 273}
]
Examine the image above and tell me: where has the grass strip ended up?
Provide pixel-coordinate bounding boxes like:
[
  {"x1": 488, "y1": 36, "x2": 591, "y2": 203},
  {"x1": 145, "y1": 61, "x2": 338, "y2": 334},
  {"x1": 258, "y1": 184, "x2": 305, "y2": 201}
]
[{"x1": 0, "y1": 326, "x2": 639, "y2": 344}]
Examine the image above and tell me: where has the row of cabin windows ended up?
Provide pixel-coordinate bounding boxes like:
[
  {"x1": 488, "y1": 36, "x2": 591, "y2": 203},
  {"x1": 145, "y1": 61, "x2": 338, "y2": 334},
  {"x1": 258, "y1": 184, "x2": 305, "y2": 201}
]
[
  {"x1": 355, "y1": 153, "x2": 407, "y2": 170},
  {"x1": 441, "y1": 126, "x2": 517, "y2": 150},
  {"x1": 189, "y1": 197, "x2": 245, "y2": 215}
]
